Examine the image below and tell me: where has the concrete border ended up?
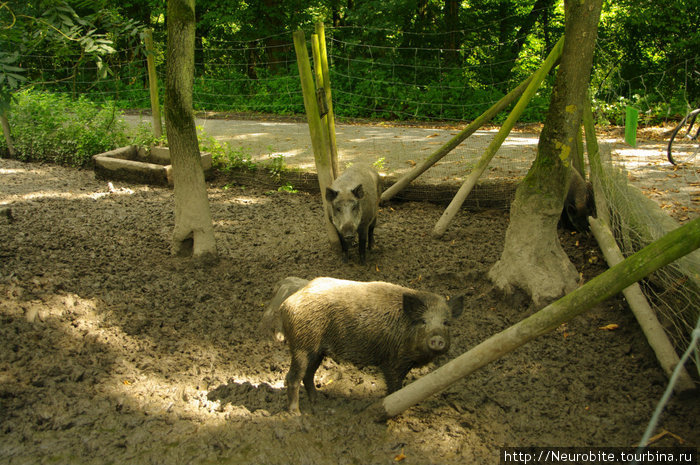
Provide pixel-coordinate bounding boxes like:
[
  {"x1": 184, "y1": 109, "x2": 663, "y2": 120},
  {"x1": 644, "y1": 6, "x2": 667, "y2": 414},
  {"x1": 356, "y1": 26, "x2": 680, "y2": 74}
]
[{"x1": 93, "y1": 146, "x2": 212, "y2": 186}]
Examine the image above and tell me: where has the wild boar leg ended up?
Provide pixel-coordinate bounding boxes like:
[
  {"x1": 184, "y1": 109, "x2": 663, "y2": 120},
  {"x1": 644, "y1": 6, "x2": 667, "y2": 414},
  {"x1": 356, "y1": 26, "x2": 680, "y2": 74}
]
[
  {"x1": 303, "y1": 353, "x2": 324, "y2": 402},
  {"x1": 368, "y1": 217, "x2": 377, "y2": 250},
  {"x1": 337, "y1": 232, "x2": 350, "y2": 263},
  {"x1": 286, "y1": 352, "x2": 309, "y2": 414},
  {"x1": 358, "y1": 225, "x2": 369, "y2": 264}
]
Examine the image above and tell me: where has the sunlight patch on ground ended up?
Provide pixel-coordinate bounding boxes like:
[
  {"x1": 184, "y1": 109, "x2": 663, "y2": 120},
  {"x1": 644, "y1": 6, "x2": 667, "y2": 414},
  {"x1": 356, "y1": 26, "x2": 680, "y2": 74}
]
[
  {"x1": 219, "y1": 132, "x2": 269, "y2": 141},
  {"x1": 22, "y1": 291, "x2": 274, "y2": 423},
  {"x1": 209, "y1": 192, "x2": 271, "y2": 205},
  {"x1": 14, "y1": 186, "x2": 136, "y2": 202},
  {"x1": 502, "y1": 136, "x2": 538, "y2": 147},
  {"x1": 0, "y1": 168, "x2": 28, "y2": 175},
  {"x1": 250, "y1": 148, "x2": 304, "y2": 161}
]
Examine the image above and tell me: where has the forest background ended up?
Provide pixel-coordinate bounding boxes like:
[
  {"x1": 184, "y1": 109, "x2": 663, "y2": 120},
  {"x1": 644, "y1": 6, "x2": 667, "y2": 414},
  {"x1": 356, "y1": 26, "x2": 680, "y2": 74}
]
[{"x1": 1, "y1": 0, "x2": 698, "y2": 135}]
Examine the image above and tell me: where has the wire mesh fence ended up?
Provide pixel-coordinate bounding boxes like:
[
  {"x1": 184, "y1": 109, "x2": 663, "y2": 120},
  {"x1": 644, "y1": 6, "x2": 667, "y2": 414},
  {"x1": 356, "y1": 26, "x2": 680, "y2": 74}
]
[{"x1": 7, "y1": 24, "x2": 699, "y2": 386}]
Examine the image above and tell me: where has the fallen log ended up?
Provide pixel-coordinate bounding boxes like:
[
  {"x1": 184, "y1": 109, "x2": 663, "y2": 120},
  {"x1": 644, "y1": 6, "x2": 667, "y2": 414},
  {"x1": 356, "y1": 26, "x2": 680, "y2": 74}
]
[
  {"x1": 380, "y1": 216, "x2": 700, "y2": 418},
  {"x1": 588, "y1": 216, "x2": 695, "y2": 392}
]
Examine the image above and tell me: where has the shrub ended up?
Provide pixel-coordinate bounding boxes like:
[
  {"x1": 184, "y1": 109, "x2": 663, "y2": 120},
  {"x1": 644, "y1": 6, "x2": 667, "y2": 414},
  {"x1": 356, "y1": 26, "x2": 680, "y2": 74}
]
[{"x1": 1, "y1": 90, "x2": 130, "y2": 167}]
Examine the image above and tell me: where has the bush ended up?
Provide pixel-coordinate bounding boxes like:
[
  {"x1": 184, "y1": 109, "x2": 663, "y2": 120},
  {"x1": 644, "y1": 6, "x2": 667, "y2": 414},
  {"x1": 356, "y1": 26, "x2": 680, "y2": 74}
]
[{"x1": 1, "y1": 90, "x2": 130, "y2": 167}]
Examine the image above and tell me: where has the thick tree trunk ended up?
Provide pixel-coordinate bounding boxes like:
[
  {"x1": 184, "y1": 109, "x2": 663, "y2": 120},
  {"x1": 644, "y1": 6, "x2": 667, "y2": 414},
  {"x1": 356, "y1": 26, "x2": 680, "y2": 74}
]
[
  {"x1": 165, "y1": 0, "x2": 218, "y2": 263},
  {"x1": 488, "y1": 0, "x2": 602, "y2": 307}
]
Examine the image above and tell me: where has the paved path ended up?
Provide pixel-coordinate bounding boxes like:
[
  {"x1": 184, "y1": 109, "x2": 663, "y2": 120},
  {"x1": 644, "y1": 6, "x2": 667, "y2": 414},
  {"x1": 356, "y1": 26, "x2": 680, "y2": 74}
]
[{"x1": 124, "y1": 115, "x2": 699, "y2": 222}]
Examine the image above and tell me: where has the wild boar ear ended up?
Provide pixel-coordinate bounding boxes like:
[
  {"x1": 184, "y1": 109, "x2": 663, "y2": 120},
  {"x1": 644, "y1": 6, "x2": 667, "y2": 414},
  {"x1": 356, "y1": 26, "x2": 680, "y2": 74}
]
[
  {"x1": 351, "y1": 184, "x2": 365, "y2": 199},
  {"x1": 402, "y1": 293, "x2": 426, "y2": 320},
  {"x1": 448, "y1": 295, "x2": 464, "y2": 318},
  {"x1": 326, "y1": 187, "x2": 339, "y2": 202}
]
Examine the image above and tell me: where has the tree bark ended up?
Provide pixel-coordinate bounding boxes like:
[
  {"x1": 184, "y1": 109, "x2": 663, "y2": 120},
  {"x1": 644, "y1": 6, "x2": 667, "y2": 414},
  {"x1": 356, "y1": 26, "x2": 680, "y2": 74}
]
[
  {"x1": 443, "y1": 0, "x2": 461, "y2": 64},
  {"x1": 165, "y1": 0, "x2": 218, "y2": 263},
  {"x1": 488, "y1": 0, "x2": 602, "y2": 307}
]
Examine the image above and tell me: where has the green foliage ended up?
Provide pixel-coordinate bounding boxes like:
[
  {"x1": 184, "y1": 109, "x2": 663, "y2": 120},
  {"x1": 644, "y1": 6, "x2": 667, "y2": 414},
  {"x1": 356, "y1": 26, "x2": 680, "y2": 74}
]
[
  {"x1": 277, "y1": 183, "x2": 298, "y2": 193},
  {"x1": 266, "y1": 153, "x2": 288, "y2": 180},
  {"x1": 2, "y1": 0, "x2": 697, "y2": 127},
  {"x1": 0, "y1": 1, "x2": 145, "y2": 111},
  {"x1": 131, "y1": 121, "x2": 166, "y2": 148},
  {"x1": 2, "y1": 90, "x2": 129, "y2": 167},
  {"x1": 198, "y1": 129, "x2": 257, "y2": 172}
]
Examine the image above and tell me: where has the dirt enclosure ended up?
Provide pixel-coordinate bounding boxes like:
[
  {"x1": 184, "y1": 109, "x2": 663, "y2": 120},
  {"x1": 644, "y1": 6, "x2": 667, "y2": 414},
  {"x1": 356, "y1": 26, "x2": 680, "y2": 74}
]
[{"x1": 0, "y1": 156, "x2": 698, "y2": 464}]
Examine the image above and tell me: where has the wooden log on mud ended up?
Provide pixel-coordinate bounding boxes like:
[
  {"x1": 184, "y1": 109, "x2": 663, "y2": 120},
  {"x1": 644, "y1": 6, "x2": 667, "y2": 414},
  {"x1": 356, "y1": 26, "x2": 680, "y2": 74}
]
[
  {"x1": 220, "y1": 168, "x2": 519, "y2": 210},
  {"x1": 589, "y1": 216, "x2": 695, "y2": 392},
  {"x1": 380, "y1": 216, "x2": 700, "y2": 418}
]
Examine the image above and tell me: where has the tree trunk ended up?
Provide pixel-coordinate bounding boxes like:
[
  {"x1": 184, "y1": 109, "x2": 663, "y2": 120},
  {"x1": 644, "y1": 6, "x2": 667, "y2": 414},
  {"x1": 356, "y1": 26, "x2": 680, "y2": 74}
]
[
  {"x1": 165, "y1": 0, "x2": 218, "y2": 263},
  {"x1": 488, "y1": 0, "x2": 602, "y2": 307},
  {"x1": 443, "y1": 0, "x2": 461, "y2": 64}
]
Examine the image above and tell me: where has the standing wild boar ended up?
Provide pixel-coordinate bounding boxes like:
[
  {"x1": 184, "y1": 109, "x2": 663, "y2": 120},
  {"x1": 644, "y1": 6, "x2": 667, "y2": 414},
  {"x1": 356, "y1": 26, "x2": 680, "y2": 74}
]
[
  {"x1": 325, "y1": 164, "x2": 381, "y2": 264},
  {"x1": 279, "y1": 277, "x2": 463, "y2": 414},
  {"x1": 561, "y1": 168, "x2": 595, "y2": 232}
]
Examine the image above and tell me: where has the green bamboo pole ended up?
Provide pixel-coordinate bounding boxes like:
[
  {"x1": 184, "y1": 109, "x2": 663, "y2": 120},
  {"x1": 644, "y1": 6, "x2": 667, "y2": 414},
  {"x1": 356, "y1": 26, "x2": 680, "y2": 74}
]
[
  {"x1": 293, "y1": 30, "x2": 340, "y2": 250},
  {"x1": 432, "y1": 35, "x2": 565, "y2": 238},
  {"x1": 381, "y1": 73, "x2": 534, "y2": 203},
  {"x1": 311, "y1": 33, "x2": 333, "y2": 179},
  {"x1": 382, "y1": 216, "x2": 700, "y2": 417},
  {"x1": 0, "y1": 109, "x2": 15, "y2": 157},
  {"x1": 144, "y1": 29, "x2": 163, "y2": 140},
  {"x1": 315, "y1": 22, "x2": 339, "y2": 179},
  {"x1": 583, "y1": 98, "x2": 610, "y2": 225}
]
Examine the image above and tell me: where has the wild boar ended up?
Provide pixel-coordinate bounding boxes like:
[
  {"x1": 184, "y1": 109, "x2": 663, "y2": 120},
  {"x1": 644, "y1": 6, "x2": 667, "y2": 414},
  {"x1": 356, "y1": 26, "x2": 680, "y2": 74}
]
[
  {"x1": 325, "y1": 164, "x2": 381, "y2": 264},
  {"x1": 279, "y1": 277, "x2": 463, "y2": 414}
]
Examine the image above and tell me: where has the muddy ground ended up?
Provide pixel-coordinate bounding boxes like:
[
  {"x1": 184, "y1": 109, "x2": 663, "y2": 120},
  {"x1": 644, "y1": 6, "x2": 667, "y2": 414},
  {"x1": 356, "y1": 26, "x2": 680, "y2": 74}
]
[{"x1": 0, "y1": 155, "x2": 698, "y2": 464}]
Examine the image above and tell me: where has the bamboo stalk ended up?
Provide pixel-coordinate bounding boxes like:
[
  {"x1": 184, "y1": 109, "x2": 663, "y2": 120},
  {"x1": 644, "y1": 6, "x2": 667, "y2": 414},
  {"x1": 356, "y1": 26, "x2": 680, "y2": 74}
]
[
  {"x1": 0, "y1": 110, "x2": 15, "y2": 157},
  {"x1": 311, "y1": 33, "x2": 333, "y2": 179},
  {"x1": 583, "y1": 98, "x2": 611, "y2": 226},
  {"x1": 381, "y1": 216, "x2": 700, "y2": 418},
  {"x1": 432, "y1": 36, "x2": 564, "y2": 238},
  {"x1": 144, "y1": 29, "x2": 163, "y2": 140},
  {"x1": 293, "y1": 30, "x2": 340, "y2": 250},
  {"x1": 315, "y1": 22, "x2": 339, "y2": 179}
]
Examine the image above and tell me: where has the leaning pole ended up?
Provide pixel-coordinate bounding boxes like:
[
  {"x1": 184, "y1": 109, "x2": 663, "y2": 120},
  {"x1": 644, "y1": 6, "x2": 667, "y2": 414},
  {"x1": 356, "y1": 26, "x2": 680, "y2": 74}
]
[
  {"x1": 431, "y1": 36, "x2": 564, "y2": 238},
  {"x1": 380, "y1": 216, "x2": 700, "y2": 418}
]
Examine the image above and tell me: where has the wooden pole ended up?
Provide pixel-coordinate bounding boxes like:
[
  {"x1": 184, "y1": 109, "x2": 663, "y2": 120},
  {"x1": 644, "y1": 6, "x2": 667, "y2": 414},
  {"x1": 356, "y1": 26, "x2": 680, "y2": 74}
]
[
  {"x1": 311, "y1": 33, "x2": 333, "y2": 179},
  {"x1": 589, "y1": 216, "x2": 695, "y2": 392},
  {"x1": 432, "y1": 36, "x2": 564, "y2": 238},
  {"x1": 0, "y1": 109, "x2": 15, "y2": 157},
  {"x1": 144, "y1": 29, "x2": 163, "y2": 140},
  {"x1": 381, "y1": 216, "x2": 700, "y2": 418},
  {"x1": 381, "y1": 74, "x2": 534, "y2": 203},
  {"x1": 315, "y1": 22, "x2": 339, "y2": 179},
  {"x1": 293, "y1": 30, "x2": 340, "y2": 251},
  {"x1": 583, "y1": 98, "x2": 611, "y2": 225}
]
